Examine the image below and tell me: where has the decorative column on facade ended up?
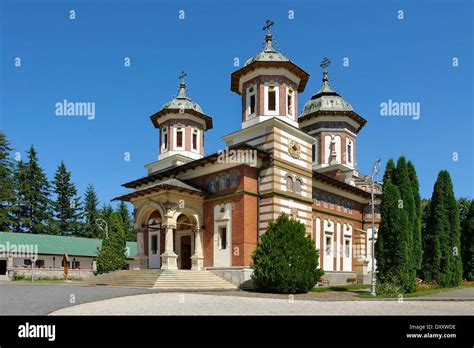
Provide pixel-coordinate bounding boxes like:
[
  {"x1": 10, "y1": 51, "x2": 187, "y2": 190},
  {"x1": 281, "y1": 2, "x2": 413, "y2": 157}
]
[
  {"x1": 191, "y1": 228, "x2": 204, "y2": 270},
  {"x1": 135, "y1": 226, "x2": 148, "y2": 269},
  {"x1": 160, "y1": 221, "x2": 178, "y2": 270}
]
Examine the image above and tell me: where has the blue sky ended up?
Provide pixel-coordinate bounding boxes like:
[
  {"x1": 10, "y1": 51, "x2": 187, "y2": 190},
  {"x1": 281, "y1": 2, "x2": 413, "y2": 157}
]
[{"x1": 0, "y1": 0, "x2": 472, "y2": 207}]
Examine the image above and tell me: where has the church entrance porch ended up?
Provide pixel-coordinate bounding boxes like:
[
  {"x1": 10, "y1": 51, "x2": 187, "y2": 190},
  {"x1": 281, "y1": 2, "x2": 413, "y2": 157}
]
[{"x1": 130, "y1": 191, "x2": 205, "y2": 271}]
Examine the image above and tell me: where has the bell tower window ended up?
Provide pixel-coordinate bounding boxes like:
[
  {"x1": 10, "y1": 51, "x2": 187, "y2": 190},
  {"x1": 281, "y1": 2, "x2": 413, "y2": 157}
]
[
  {"x1": 246, "y1": 85, "x2": 256, "y2": 118},
  {"x1": 347, "y1": 139, "x2": 353, "y2": 165},
  {"x1": 192, "y1": 129, "x2": 198, "y2": 151},
  {"x1": 176, "y1": 127, "x2": 183, "y2": 149},
  {"x1": 287, "y1": 88, "x2": 294, "y2": 116},
  {"x1": 268, "y1": 88, "x2": 276, "y2": 111},
  {"x1": 162, "y1": 126, "x2": 168, "y2": 151}
]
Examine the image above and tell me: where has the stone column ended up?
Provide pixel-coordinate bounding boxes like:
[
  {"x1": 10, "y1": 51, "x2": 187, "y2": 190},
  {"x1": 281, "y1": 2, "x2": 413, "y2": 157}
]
[
  {"x1": 161, "y1": 224, "x2": 178, "y2": 269},
  {"x1": 191, "y1": 228, "x2": 204, "y2": 270},
  {"x1": 135, "y1": 228, "x2": 148, "y2": 269}
]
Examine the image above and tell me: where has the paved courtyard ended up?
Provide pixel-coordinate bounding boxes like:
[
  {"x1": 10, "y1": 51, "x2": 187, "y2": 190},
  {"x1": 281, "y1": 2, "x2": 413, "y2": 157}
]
[
  {"x1": 50, "y1": 292, "x2": 474, "y2": 315},
  {"x1": 1, "y1": 281, "x2": 473, "y2": 316}
]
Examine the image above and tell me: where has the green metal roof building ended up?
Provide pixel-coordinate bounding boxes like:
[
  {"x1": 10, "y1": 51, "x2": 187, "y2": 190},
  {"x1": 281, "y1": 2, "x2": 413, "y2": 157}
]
[{"x1": 0, "y1": 232, "x2": 137, "y2": 259}]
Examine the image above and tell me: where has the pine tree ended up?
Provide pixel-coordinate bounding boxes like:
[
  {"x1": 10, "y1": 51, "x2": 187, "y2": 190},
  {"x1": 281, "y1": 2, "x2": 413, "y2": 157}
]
[
  {"x1": 83, "y1": 184, "x2": 101, "y2": 238},
  {"x1": 98, "y1": 204, "x2": 114, "y2": 238},
  {"x1": 10, "y1": 160, "x2": 28, "y2": 233},
  {"x1": 96, "y1": 212, "x2": 127, "y2": 274},
  {"x1": 23, "y1": 146, "x2": 52, "y2": 234},
  {"x1": 460, "y1": 200, "x2": 473, "y2": 280},
  {"x1": 376, "y1": 159, "x2": 415, "y2": 293},
  {"x1": 0, "y1": 132, "x2": 15, "y2": 231},
  {"x1": 407, "y1": 161, "x2": 423, "y2": 272},
  {"x1": 422, "y1": 170, "x2": 462, "y2": 287},
  {"x1": 51, "y1": 161, "x2": 81, "y2": 235},
  {"x1": 117, "y1": 201, "x2": 135, "y2": 241}
]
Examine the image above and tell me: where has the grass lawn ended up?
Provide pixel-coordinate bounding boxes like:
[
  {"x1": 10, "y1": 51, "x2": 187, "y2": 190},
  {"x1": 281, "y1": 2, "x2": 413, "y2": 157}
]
[
  {"x1": 357, "y1": 281, "x2": 474, "y2": 299},
  {"x1": 312, "y1": 284, "x2": 370, "y2": 293}
]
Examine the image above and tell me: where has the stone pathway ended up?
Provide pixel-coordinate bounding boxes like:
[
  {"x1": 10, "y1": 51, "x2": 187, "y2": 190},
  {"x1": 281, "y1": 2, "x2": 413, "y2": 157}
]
[{"x1": 50, "y1": 292, "x2": 474, "y2": 315}]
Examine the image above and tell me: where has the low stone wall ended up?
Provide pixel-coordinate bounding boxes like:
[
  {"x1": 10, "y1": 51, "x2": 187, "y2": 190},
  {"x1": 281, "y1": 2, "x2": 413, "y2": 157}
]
[
  {"x1": 8, "y1": 268, "x2": 95, "y2": 280},
  {"x1": 207, "y1": 267, "x2": 254, "y2": 289},
  {"x1": 320, "y1": 271, "x2": 358, "y2": 286}
]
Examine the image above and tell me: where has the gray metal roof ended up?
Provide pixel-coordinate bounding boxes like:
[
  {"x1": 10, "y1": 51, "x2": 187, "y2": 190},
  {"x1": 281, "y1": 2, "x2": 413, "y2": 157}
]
[
  {"x1": 300, "y1": 71, "x2": 353, "y2": 117},
  {"x1": 161, "y1": 81, "x2": 203, "y2": 114},
  {"x1": 244, "y1": 33, "x2": 290, "y2": 67}
]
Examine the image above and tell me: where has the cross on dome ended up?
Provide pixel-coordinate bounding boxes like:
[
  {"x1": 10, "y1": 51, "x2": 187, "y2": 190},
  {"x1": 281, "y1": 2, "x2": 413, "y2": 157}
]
[{"x1": 178, "y1": 70, "x2": 188, "y2": 98}]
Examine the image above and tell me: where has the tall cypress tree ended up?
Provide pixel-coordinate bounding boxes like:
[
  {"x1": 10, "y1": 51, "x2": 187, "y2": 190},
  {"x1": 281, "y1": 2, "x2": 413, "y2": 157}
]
[
  {"x1": 0, "y1": 132, "x2": 15, "y2": 231},
  {"x1": 376, "y1": 159, "x2": 415, "y2": 293},
  {"x1": 51, "y1": 161, "x2": 81, "y2": 235},
  {"x1": 83, "y1": 184, "x2": 101, "y2": 238},
  {"x1": 117, "y1": 201, "x2": 135, "y2": 241},
  {"x1": 392, "y1": 157, "x2": 417, "y2": 291},
  {"x1": 23, "y1": 146, "x2": 51, "y2": 234},
  {"x1": 407, "y1": 161, "x2": 423, "y2": 272},
  {"x1": 460, "y1": 200, "x2": 473, "y2": 280},
  {"x1": 422, "y1": 170, "x2": 462, "y2": 287}
]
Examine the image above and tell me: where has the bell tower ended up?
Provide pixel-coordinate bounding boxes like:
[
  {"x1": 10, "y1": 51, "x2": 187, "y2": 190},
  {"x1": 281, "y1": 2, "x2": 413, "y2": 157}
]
[
  {"x1": 230, "y1": 20, "x2": 309, "y2": 130},
  {"x1": 147, "y1": 72, "x2": 213, "y2": 173},
  {"x1": 299, "y1": 58, "x2": 367, "y2": 185}
]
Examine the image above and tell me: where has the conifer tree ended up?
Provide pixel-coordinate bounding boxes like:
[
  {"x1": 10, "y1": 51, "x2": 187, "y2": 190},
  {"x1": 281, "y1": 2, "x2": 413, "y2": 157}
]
[
  {"x1": 376, "y1": 159, "x2": 415, "y2": 293},
  {"x1": 118, "y1": 201, "x2": 135, "y2": 241},
  {"x1": 23, "y1": 146, "x2": 51, "y2": 234},
  {"x1": 0, "y1": 132, "x2": 15, "y2": 231},
  {"x1": 460, "y1": 200, "x2": 473, "y2": 280},
  {"x1": 51, "y1": 161, "x2": 81, "y2": 235},
  {"x1": 422, "y1": 170, "x2": 462, "y2": 287},
  {"x1": 407, "y1": 161, "x2": 423, "y2": 272},
  {"x1": 96, "y1": 212, "x2": 127, "y2": 274},
  {"x1": 10, "y1": 160, "x2": 28, "y2": 233},
  {"x1": 83, "y1": 184, "x2": 101, "y2": 238},
  {"x1": 98, "y1": 204, "x2": 114, "y2": 238}
]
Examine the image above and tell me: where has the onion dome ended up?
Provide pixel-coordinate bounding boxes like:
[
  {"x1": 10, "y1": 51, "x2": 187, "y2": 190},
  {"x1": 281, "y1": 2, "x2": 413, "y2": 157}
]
[
  {"x1": 300, "y1": 70, "x2": 353, "y2": 117},
  {"x1": 150, "y1": 72, "x2": 213, "y2": 130},
  {"x1": 231, "y1": 20, "x2": 309, "y2": 94}
]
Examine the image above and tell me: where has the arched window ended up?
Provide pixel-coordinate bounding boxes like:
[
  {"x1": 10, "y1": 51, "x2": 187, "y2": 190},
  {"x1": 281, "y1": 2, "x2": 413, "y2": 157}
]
[
  {"x1": 329, "y1": 195, "x2": 335, "y2": 207},
  {"x1": 208, "y1": 177, "x2": 217, "y2": 192},
  {"x1": 162, "y1": 126, "x2": 168, "y2": 151},
  {"x1": 219, "y1": 175, "x2": 227, "y2": 190},
  {"x1": 342, "y1": 200, "x2": 348, "y2": 212},
  {"x1": 286, "y1": 176, "x2": 293, "y2": 191},
  {"x1": 348, "y1": 201, "x2": 353, "y2": 214},
  {"x1": 324, "y1": 194, "x2": 329, "y2": 207},
  {"x1": 335, "y1": 198, "x2": 341, "y2": 211},
  {"x1": 314, "y1": 192, "x2": 322, "y2": 205},
  {"x1": 230, "y1": 171, "x2": 239, "y2": 188},
  {"x1": 295, "y1": 179, "x2": 302, "y2": 193},
  {"x1": 347, "y1": 138, "x2": 353, "y2": 164}
]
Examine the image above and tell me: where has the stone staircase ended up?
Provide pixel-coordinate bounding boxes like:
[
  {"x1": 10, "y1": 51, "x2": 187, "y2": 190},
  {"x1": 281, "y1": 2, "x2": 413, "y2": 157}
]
[
  {"x1": 153, "y1": 270, "x2": 237, "y2": 291},
  {"x1": 85, "y1": 269, "x2": 162, "y2": 288}
]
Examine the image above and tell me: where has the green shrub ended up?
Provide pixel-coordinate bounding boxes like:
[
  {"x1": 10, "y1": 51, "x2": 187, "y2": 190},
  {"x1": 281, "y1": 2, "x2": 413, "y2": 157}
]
[
  {"x1": 376, "y1": 276, "x2": 404, "y2": 296},
  {"x1": 251, "y1": 214, "x2": 323, "y2": 294}
]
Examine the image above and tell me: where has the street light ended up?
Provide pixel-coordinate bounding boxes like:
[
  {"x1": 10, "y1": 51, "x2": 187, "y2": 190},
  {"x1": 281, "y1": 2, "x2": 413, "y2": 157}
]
[{"x1": 370, "y1": 159, "x2": 381, "y2": 297}]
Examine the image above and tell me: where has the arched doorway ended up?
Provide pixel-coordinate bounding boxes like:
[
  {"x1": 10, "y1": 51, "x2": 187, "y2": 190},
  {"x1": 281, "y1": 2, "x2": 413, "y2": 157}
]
[
  {"x1": 147, "y1": 211, "x2": 162, "y2": 268},
  {"x1": 175, "y1": 214, "x2": 194, "y2": 270}
]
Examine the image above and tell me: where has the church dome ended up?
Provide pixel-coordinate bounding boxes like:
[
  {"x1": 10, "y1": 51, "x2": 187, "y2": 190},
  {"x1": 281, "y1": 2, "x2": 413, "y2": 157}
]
[
  {"x1": 244, "y1": 35, "x2": 290, "y2": 66},
  {"x1": 300, "y1": 70, "x2": 353, "y2": 117},
  {"x1": 161, "y1": 82, "x2": 203, "y2": 113}
]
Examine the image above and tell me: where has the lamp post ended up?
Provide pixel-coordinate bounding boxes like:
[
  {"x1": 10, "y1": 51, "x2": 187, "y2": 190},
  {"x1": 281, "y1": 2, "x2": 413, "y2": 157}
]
[{"x1": 370, "y1": 159, "x2": 381, "y2": 297}]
